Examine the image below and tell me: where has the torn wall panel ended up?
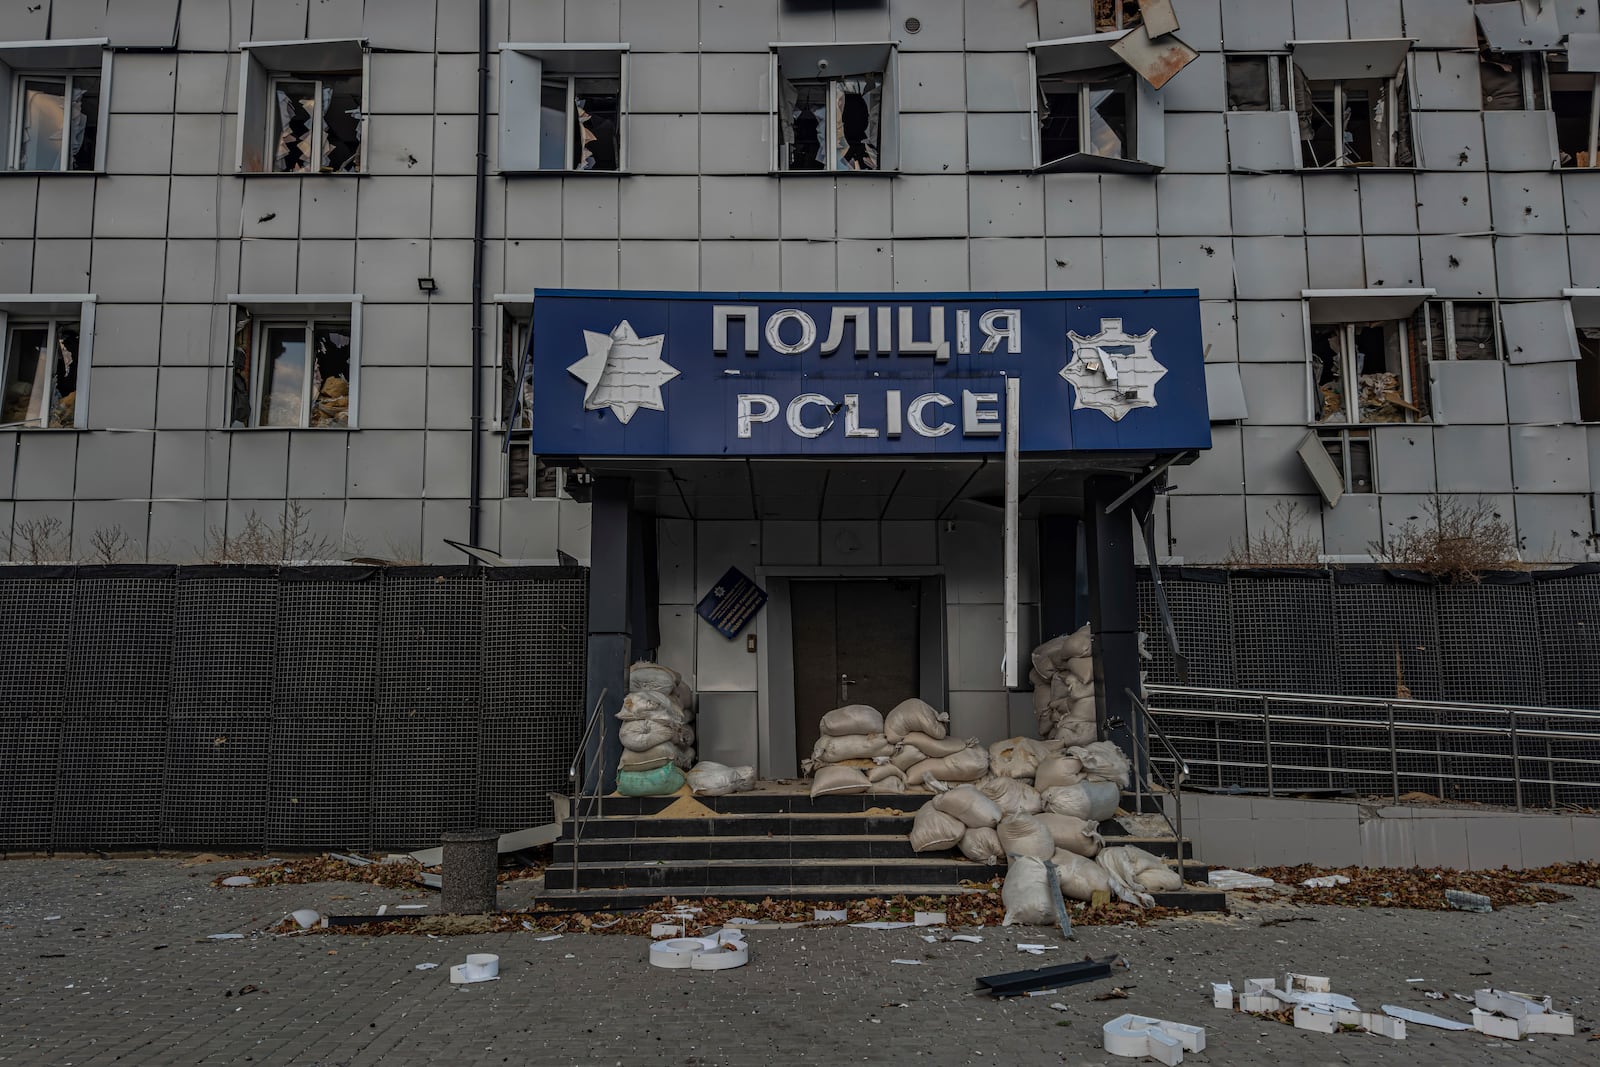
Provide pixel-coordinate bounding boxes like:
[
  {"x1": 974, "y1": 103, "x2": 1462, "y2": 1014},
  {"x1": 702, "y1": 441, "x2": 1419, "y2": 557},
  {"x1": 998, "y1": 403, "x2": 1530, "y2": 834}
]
[
  {"x1": 104, "y1": 0, "x2": 179, "y2": 47},
  {"x1": 1476, "y1": 0, "x2": 1563, "y2": 52}
]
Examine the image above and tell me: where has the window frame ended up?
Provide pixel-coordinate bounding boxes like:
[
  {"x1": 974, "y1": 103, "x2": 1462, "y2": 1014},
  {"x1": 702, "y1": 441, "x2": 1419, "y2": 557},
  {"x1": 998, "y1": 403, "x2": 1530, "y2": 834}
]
[
  {"x1": 1414, "y1": 299, "x2": 1504, "y2": 362},
  {"x1": 235, "y1": 39, "x2": 369, "y2": 175},
  {"x1": 768, "y1": 42, "x2": 900, "y2": 175},
  {"x1": 1547, "y1": 52, "x2": 1600, "y2": 169},
  {"x1": 1036, "y1": 68, "x2": 1139, "y2": 163},
  {"x1": 0, "y1": 294, "x2": 95, "y2": 429},
  {"x1": 0, "y1": 39, "x2": 112, "y2": 174},
  {"x1": 1481, "y1": 50, "x2": 1549, "y2": 112},
  {"x1": 1288, "y1": 39, "x2": 1416, "y2": 170},
  {"x1": 1307, "y1": 318, "x2": 1426, "y2": 426},
  {"x1": 263, "y1": 73, "x2": 364, "y2": 175},
  {"x1": 499, "y1": 44, "x2": 629, "y2": 175},
  {"x1": 1317, "y1": 427, "x2": 1376, "y2": 495},
  {"x1": 2, "y1": 317, "x2": 80, "y2": 429},
  {"x1": 225, "y1": 295, "x2": 362, "y2": 429},
  {"x1": 1224, "y1": 53, "x2": 1292, "y2": 112},
  {"x1": 1027, "y1": 35, "x2": 1165, "y2": 173}
]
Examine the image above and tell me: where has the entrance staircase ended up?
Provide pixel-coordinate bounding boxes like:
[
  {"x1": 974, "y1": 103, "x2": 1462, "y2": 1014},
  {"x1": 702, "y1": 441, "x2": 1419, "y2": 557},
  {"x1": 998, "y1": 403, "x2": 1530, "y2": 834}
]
[{"x1": 540, "y1": 788, "x2": 1225, "y2": 911}]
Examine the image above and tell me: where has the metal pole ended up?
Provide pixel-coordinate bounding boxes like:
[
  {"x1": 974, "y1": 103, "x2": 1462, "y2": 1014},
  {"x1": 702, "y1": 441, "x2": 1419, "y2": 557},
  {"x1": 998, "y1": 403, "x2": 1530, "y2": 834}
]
[
  {"x1": 1002, "y1": 377, "x2": 1020, "y2": 690},
  {"x1": 1386, "y1": 701, "x2": 1399, "y2": 804},
  {"x1": 1262, "y1": 694, "x2": 1274, "y2": 797},
  {"x1": 1508, "y1": 709, "x2": 1523, "y2": 812}
]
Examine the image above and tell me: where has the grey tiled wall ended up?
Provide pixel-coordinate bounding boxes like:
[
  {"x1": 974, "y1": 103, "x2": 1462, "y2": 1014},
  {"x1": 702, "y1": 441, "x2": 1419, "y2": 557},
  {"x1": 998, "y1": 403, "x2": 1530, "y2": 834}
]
[{"x1": 0, "y1": 0, "x2": 1597, "y2": 564}]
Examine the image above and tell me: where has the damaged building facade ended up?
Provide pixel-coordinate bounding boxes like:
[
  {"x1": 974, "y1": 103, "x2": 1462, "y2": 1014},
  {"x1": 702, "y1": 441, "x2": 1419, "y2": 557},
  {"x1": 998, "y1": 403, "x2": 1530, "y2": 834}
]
[{"x1": 1, "y1": 0, "x2": 1599, "y2": 770}]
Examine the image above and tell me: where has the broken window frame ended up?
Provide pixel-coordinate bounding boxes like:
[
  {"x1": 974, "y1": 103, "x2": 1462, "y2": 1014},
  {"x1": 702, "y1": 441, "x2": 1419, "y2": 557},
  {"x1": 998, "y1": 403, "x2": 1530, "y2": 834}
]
[
  {"x1": 499, "y1": 45, "x2": 629, "y2": 174},
  {"x1": 1224, "y1": 53, "x2": 1291, "y2": 112},
  {"x1": 1577, "y1": 327, "x2": 1600, "y2": 423},
  {"x1": 1291, "y1": 69, "x2": 1414, "y2": 169},
  {"x1": 1026, "y1": 36, "x2": 1166, "y2": 172},
  {"x1": 7, "y1": 70, "x2": 102, "y2": 172},
  {"x1": 1318, "y1": 428, "x2": 1376, "y2": 495},
  {"x1": 1, "y1": 41, "x2": 112, "y2": 174},
  {"x1": 226, "y1": 297, "x2": 361, "y2": 429},
  {"x1": 1547, "y1": 52, "x2": 1600, "y2": 169},
  {"x1": 1480, "y1": 49, "x2": 1548, "y2": 111},
  {"x1": 777, "y1": 73, "x2": 885, "y2": 172},
  {"x1": 1094, "y1": 0, "x2": 1145, "y2": 33},
  {"x1": 769, "y1": 43, "x2": 899, "y2": 175},
  {"x1": 1, "y1": 317, "x2": 81, "y2": 429},
  {"x1": 1308, "y1": 318, "x2": 1427, "y2": 426},
  {"x1": 235, "y1": 40, "x2": 369, "y2": 174},
  {"x1": 1037, "y1": 66, "x2": 1138, "y2": 163},
  {"x1": 265, "y1": 72, "x2": 363, "y2": 174},
  {"x1": 498, "y1": 307, "x2": 533, "y2": 432},
  {"x1": 1413, "y1": 299, "x2": 1504, "y2": 362}
]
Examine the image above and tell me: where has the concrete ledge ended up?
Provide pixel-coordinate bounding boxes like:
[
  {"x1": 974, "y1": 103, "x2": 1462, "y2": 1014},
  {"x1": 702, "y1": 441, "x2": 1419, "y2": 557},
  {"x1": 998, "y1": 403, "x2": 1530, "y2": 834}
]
[{"x1": 1165, "y1": 793, "x2": 1600, "y2": 870}]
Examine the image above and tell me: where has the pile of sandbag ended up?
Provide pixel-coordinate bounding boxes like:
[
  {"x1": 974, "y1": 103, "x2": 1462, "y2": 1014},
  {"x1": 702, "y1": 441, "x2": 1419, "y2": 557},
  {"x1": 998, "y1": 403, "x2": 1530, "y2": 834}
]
[
  {"x1": 1029, "y1": 625, "x2": 1097, "y2": 747},
  {"x1": 615, "y1": 661, "x2": 696, "y2": 796},
  {"x1": 888, "y1": 698, "x2": 988, "y2": 788},
  {"x1": 804, "y1": 703, "x2": 901, "y2": 798},
  {"x1": 686, "y1": 761, "x2": 756, "y2": 797}
]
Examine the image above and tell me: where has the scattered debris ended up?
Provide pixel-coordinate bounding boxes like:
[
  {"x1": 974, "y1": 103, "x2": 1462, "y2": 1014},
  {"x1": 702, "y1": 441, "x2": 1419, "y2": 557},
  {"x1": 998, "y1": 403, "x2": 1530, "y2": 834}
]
[
  {"x1": 1207, "y1": 870, "x2": 1274, "y2": 891},
  {"x1": 914, "y1": 911, "x2": 946, "y2": 927},
  {"x1": 214, "y1": 856, "x2": 429, "y2": 891},
  {"x1": 534, "y1": 934, "x2": 562, "y2": 942},
  {"x1": 1381, "y1": 1004, "x2": 1473, "y2": 1031},
  {"x1": 950, "y1": 934, "x2": 984, "y2": 944},
  {"x1": 290, "y1": 909, "x2": 323, "y2": 930},
  {"x1": 1300, "y1": 875, "x2": 1349, "y2": 888},
  {"x1": 1445, "y1": 890, "x2": 1493, "y2": 913},
  {"x1": 850, "y1": 921, "x2": 918, "y2": 930},
  {"x1": 1250, "y1": 866, "x2": 1570, "y2": 911},
  {"x1": 207, "y1": 933, "x2": 245, "y2": 940},
  {"x1": 1093, "y1": 987, "x2": 1134, "y2": 1001},
  {"x1": 648, "y1": 931, "x2": 749, "y2": 971},
  {"x1": 448, "y1": 953, "x2": 500, "y2": 984},
  {"x1": 220, "y1": 876, "x2": 255, "y2": 888},
  {"x1": 1102, "y1": 1014, "x2": 1206, "y2": 1064},
  {"x1": 977, "y1": 957, "x2": 1118, "y2": 998},
  {"x1": 814, "y1": 909, "x2": 847, "y2": 922},
  {"x1": 1017, "y1": 944, "x2": 1058, "y2": 955},
  {"x1": 1474, "y1": 989, "x2": 1575, "y2": 1035},
  {"x1": 890, "y1": 959, "x2": 923, "y2": 965},
  {"x1": 414, "y1": 962, "x2": 439, "y2": 971},
  {"x1": 1294, "y1": 1004, "x2": 1405, "y2": 1040},
  {"x1": 43, "y1": 915, "x2": 61, "y2": 922}
]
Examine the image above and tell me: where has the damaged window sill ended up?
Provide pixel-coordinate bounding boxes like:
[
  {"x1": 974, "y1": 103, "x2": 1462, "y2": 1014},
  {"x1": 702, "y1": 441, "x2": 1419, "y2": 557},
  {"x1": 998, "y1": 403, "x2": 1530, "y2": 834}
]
[
  {"x1": 0, "y1": 170, "x2": 100, "y2": 178},
  {"x1": 235, "y1": 171, "x2": 366, "y2": 178},
  {"x1": 500, "y1": 169, "x2": 632, "y2": 178},
  {"x1": 1298, "y1": 166, "x2": 1419, "y2": 174},
  {"x1": 222, "y1": 425, "x2": 355, "y2": 432},
  {"x1": 768, "y1": 169, "x2": 898, "y2": 178}
]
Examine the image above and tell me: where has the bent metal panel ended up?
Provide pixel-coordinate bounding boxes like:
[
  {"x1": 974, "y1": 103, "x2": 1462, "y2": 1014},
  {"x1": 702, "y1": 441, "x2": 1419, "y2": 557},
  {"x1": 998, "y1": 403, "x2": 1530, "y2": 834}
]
[{"x1": 530, "y1": 289, "x2": 1211, "y2": 457}]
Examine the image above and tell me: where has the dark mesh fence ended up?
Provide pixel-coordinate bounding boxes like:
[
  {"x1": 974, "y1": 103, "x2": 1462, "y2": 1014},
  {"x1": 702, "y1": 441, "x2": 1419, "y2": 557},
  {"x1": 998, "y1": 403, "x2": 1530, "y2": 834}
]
[
  {"x1": 55, "y1": 569, "x2": 176, "y2": 850},
  {"x1": 0, "y1": 569, "x2": 75, "y2": 851},
  {"x1": 1535, "y1": 571, "x2": 1600, "y2": 710},
  {"x1": 0, "y1": 566, "x2": 588, "y2": 854},
  {"x1": 1230, "y1": 572, "x2": 1336, "y2": 791}
]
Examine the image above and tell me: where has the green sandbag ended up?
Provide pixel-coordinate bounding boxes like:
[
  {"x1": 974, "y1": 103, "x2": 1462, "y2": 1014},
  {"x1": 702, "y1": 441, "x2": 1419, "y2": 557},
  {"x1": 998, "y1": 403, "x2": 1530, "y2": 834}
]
[{"x1": 615, "y1": 763, "x2": 686, "y2": 796}]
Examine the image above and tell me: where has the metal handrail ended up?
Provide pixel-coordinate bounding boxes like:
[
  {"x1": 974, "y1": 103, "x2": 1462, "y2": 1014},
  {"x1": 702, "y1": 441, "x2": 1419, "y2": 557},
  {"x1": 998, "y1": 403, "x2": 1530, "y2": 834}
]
[
  {"x1": 1125, "y1": 687, "x2": 1191, "y2": 856},
  {"x1": 1140, "y1": 683, "x2": 1600, "y2": 813},
  {"x1": 566, "y1": 688, "x2": 608, "y2": 894}
]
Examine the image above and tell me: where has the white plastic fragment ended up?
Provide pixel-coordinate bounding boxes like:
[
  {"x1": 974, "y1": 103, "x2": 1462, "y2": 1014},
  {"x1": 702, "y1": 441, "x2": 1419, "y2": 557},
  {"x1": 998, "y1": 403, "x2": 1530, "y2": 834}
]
[
  {"x1": 1102, "y1": 1015, "x2": 1206, "y2": 1066},
  {"x1": 1018, "y1": 943, "x2": 1057, "y2": 954},
  {"x1": 649, "y1": 931, "x2": 748, "y2": 971},
  {"x1": 290, "y1": 909, "x2": 323, "y2": 930},
  {"x1": 950, "y1": 934, "x2": 984, "y2": 944},
  {"x1": 1474, "y1": 988, "x2": 1550, "y2": 1019},
  {"x1": 207, "y1": 933, "x2": 245, "y2": 940},
  {"x1": 915, "y1": 911, "x2": 947, "y2": 926},
  {"x1": 1206, "y1": 869, "x2": 1274, "y2": 890},
  {"x1": 1049, "y1": 1002, "x2": 1069, "y2": 1012},
  {"x1": 1300, "y1": 874, "x2": 1350, "y2": 888},
  {"x1": 1445, "y1": 889, "x2": 1493, "y2": 912},
  {"x1": 650, "y1": 922, "x2": 685, "y2": 938},
  {"x1": 396, "y1": 904, "x2": 428, "y2": 910},
  {"x1": 414, "y1": 962, "x2": 439, "y2": 971},
  {"x1": 1522, "y1": 1011, "x2": 1575, "y2": 1035},
  {"x1": 449, "y1": 953, "x2": 500, "y2": 984},
  {"x1": 1471, "y1": 1009, "x2": 1521, "y2": 1039},
  {"x1": 1243, "y1": 978, "x2": 1274, "y2": 994},
  {"x1": 1238, "y1": 994, "x2": 1278, "y2": 1013},
  {"x1": 534, "y1": 934, "x2": 562, "y2": 942},
  {"x1": 220, "y1": 876, "x2": 255, "y2": 887},
  {"x1": 814, "y1": 909, "x2": 847, "y2": 922},
  {"x1": 890, "y1": 959, "x2": 923, "y2": 965},
  {"x1": 724, "y1": 917, "x2": 758, "y2": 925},
  {"x1": 1211, "y1": 982, "x2": 1233, "y2": 1009},
  {"x1": 849, "y1": 921, "x2": 916, "y2": 930},
  {"x1": 1382, "y1": 1005, "x2": 1474, "y2": 1032},
  {"x1": 1293, "y1": 1004, "x2": 1337, "y2": 1033},
  {"x1": 43, "y1": 915, "x2": 61, "y2": 921},
  {"x1": 1283, "y1": 972, "x2": 1332, "y2": 993},
  {"x1": 1267, "y1": 988, "x2": 1358, "y2": 1011}
]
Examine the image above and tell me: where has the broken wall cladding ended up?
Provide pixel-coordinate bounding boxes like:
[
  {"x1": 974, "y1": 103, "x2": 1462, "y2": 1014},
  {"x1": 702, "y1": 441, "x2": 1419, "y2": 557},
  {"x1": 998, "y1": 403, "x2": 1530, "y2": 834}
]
[{"x1": 0, "y1": 565, "x2": 589, "y2": 854}]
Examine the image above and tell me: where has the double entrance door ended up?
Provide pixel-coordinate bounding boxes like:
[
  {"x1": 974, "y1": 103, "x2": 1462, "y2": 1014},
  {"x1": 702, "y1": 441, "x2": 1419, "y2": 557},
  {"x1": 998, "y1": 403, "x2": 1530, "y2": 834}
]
[{"x1": 789, "y1": 578, "x2": 922, "y2": 763}]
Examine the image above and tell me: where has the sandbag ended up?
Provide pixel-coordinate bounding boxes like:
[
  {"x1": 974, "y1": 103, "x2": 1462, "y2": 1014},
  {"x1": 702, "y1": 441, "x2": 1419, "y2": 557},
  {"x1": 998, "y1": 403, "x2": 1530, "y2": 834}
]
[
  {"x1": 1052, "y1": 849, "x2": 1114, "y2": 902},
  {"x1": 618, "y1": 690, "x2": 690, "y2": 724},
  {"x1": 618, "y1": 742, "x2": 684, "y2": 772},
  {"x1": 890, "y1": 743, "x2": 928, "y2": 771},
  {"x1": 1049, "y1": 671, "x2": 1094, "y2": 704},
  {"x1": 810, "y1": 765, "x2": 870, "y2": 798},
  {"x1": 1035, "y1": 813, "x2": 1104, "y2": 857},
  {"x1": 1098, "y1": 846, "x2": 1181, "y2": 894},
  {"x1": 1034, "y1": 755, "x2": 1086, "y2": 791},
  {"x1": 1048, "y1": 719, "x2": 1098, "y2": 748},
  {"x1": 1069, "y1": 741, "x2": 1133, "y2": 789},
  {"x1": 931, "y1": 785, "x2": 1003, "y2": 829},
  {"x1": 615, "y1": 763, "x2": 686, "y2": 796},
  {"x1": 619, "y1": 718, "x2": 686, "y2": 752},
  {"x1": 884, "y1": 698, "x2": 948, "y2": 742},
  {"x1": 1040, "y1": 780, "x2": 1120, "y2": 822},
  {"x1": 675, "y1": 746, "x2": 696, "y2": 771},
  {"x1": 899, "y1": 731, "x2": 972, "y2": 759},
  {"x1": 988, "y1": 737, "x2": 1045, "y2": 780},
  {"x1": 908, "y1": 804, "x2": 965, "y2": 853},
  {"x1": 996, "y1": 813, "x2": 1056, "y2": 861},
  {"x1": 958, "y1": 826, "x2": 1004, "y2": 865},
  {"x1": 866, "y1": 775, "x2": 906, "y2": 794},
  {"x1": 867, "y1": 762, "x2": 906, "y2": 784},
  {"x1": 687, "y1": 761, "x2": 755, "y2": 796},
  {"x1": 820, "y1": 704, "x2": 883, "y2": 737},
  {"x1": 1031, "y1": 684, "x2": 1053, "y2": 714},
  {"x1": 1031, "y1": 624, "x2": 1093, "y2": 676},
  {"x1": 1028, "y1": 667, "x2": 1048, "y2": 688},
  {"x1": 1001, "y1": 855, "x2": 1056, "y2": 925},
  {"x1": 906, "y1": 744, "x2": 990, "y2": 785},
  {"x1": 1063, "y1": 696, "x2": 1098, "y2": 722},
  {"x1": 976, "y1": 775, "x2": 1044, "y2": 817},
  {"x1": 671, "y1": 680, "x2": 694, "y2": 710},
  {"x1": 629, "y1": 660, "x2": 681, "y2": 693},
  {"x1": 1063, "y1": 655, "x2": 1093, "y2": 686},
  {"x1": 1093, "y1": 847, "x2": 1161, "y2": 907},
  {"x1": 811, "y1": 732, "x2": 893, "y2": 764}
]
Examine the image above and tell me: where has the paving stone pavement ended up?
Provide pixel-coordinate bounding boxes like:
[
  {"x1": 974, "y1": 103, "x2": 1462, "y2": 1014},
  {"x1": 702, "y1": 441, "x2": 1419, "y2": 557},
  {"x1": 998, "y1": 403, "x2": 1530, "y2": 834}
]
[{"x1": 1, "y1": 858, "x2": 1597, "y2": 1066}]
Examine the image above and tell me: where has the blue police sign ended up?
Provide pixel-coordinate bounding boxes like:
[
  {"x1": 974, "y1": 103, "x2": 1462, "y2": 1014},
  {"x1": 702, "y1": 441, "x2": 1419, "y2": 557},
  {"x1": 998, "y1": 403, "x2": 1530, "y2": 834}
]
[{"x1": 529, "y1": 289, "x2": 1210, "y2": 458}]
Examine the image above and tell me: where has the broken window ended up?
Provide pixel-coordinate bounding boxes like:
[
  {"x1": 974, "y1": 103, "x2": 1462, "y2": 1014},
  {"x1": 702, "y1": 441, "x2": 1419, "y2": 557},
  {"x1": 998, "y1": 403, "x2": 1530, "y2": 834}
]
[
  {"x1": 1548, "y1": 53, "x2": 1600, "y2": 168},
  {"x1": 1, "y1": 319, "x2": 79, "y2": 428},
  {"x1": 1039, "y1": 66, "x2": 1136, "y2": 163},
  {"x1": 1294, "y1": 69, "x2": 1413, "y2": 167},
  {"x1": 1310, "y1": 319, "x2": 1427, "y2": 424},
  {"x1": 1094, "y1": 0, "x2": 1144, "y2": 33},
  {"x1": 1578, "y1": 329, "x2": 1600, "y2": 422},
  {"x1": 1225, "y1": 55, "x2": 1291, "y2": 112},
  {"x1": 537, "y1": 74, "x2": 621, "y2": 171},
  {"x1": 9, "y1": 72, "x2": 100, "y2": 172},
  {"x1": 1480, "y1": 50, "x2": 1547, "y2": 111},
  {"x1": 1319, "y1": 428, "x2": 1375, "y2": 494},
  {"x1": 499, "y1": 310, "x2": 532, "y2": 431},
  {"x1": 268, "y1": 73, "x2": 362, "y2": 173},
  {"x1": 779, "y1": 74, "x2": 883, "y2": 172},
  {"x1": 1413, "y1": 300, "x2": 1502, "y2": 362},
  {"x1": 229, "y1": 310, "x2": 354, "y2": 428}
]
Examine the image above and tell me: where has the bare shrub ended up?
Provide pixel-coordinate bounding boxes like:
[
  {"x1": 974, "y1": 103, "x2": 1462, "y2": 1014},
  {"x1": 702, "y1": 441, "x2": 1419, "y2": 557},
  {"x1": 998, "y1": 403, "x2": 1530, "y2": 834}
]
[
  {"x1": 1367, "y1": 493, "x2": 1518, "y2": 582},
  {"x1": 1223, "y1": 500, "x2": 1322, "y2": 568},
  {"x1": 85, "y1": 525, "x2": 139, "y2": 564},
  {"x1": 8, "y1": 515, "x2": 70, "y2": 563},
  {"x1": 207, "y1": 501, "x2": 344, "y2": 564}
]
